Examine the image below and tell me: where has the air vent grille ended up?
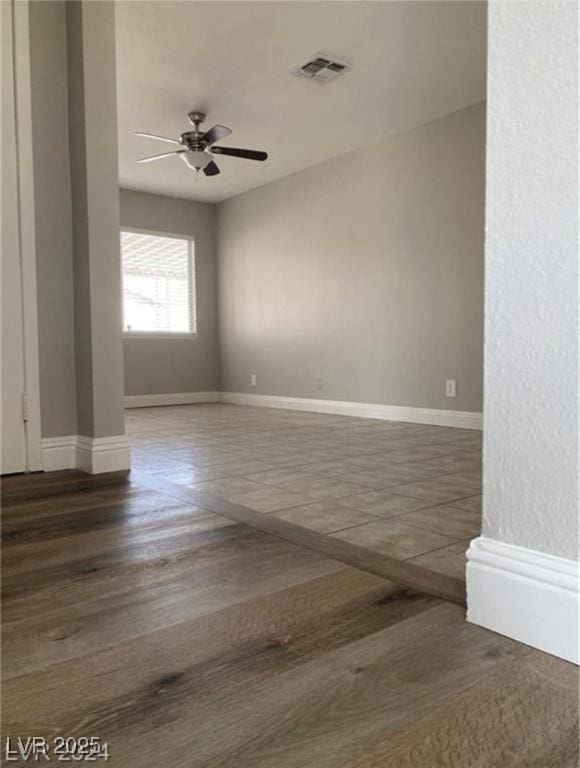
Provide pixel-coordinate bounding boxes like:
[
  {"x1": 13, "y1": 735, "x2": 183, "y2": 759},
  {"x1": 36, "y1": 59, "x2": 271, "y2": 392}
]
[{"x1": 295, "y1": 54, "x2": 350, "y2": 82}]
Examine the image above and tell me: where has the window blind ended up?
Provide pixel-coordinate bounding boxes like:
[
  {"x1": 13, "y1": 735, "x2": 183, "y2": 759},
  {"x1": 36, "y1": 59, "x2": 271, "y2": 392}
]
[{"x1": 121, "y1": 231, "x2": 195, "y2": 334}]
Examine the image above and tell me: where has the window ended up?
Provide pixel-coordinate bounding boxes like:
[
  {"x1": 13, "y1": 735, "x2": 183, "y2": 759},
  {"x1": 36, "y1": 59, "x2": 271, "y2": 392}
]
[{"x1": 121, "y1": 230, "x2": 196, "y2": 335}]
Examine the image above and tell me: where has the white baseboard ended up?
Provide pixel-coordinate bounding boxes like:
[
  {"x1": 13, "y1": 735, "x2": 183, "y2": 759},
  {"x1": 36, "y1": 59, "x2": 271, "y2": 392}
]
[
  {"x1": 44, "y1": 392, "x2": 479, "y2": 473},
  {"x1": 42, "y1": 435, "x2": 131, "y2": 474},
  {"x1": 125, "y1": 391, "x2": 220, "y2": 408},
  {"x1": 220, "y1": 392, "x2": 483, "y2": 430},
  {"x1": 41, "y1": 436, "x2": 77, "y2": 471},
  {"x1": 76, "y1": 435, "x2": 131, "y2": 474},
  {"x1": 123, "y1": 390, "x2": 482, "y2": 429},
  {"x1": 467, "y1": 536, "x2": 579, "y2": 664}
]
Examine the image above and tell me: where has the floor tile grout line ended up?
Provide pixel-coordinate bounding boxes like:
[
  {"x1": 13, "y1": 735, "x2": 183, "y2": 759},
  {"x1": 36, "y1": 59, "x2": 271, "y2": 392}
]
[
  {"x1": 163, "y1": 453, "x2": 480, "y2": 472},
  {"x1": 261, "y1": 495, "x2": 478, "y2": 540},
  {"x1": 401, "y1": 536, "x2": 475, "y2": 563},
  {"x1": 380, "y1": 515, "x2": 477, "y2": 541},
  {"x1": 322, "y1": 510, "x2": 477, "y2": 543},
  {"x1": 182, "y1": 470, "x2": 481, "y2": 507},
  {"x1": 270, "y1": 513, "x2": 387, "y2": 537}
]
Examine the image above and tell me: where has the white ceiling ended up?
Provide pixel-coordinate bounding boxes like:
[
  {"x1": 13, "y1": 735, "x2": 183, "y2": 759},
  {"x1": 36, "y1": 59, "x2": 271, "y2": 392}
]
[{"x1": 115, "y1": 1, "x2": 487, "y2": 204}]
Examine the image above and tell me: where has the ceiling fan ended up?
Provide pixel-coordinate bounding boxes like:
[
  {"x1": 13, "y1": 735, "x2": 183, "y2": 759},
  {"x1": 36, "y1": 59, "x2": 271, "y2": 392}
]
[{"x1": 135, "y1": 111, "x2": 268, "y2": 177}]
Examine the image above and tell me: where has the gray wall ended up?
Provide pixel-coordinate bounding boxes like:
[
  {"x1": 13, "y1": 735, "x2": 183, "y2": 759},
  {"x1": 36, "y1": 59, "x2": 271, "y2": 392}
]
[
  {"x1": 29, "y1": 35, "x2": 483, "y2": 434},
  {"x1": 29, "y1": 1, "x2": 128, "y2": 440},
  {"x1": 67, "y1": 0, "x2": 126, "y2": 439},
  {"x1": 217, "y1": 103, "x2": 485, "y2": 412},
  {"x1": 120, "y1": 189, "x2": 219, "y2": 395},
  {"x1": 30, "y1": 0, "x2": 77, "y2": 438}
]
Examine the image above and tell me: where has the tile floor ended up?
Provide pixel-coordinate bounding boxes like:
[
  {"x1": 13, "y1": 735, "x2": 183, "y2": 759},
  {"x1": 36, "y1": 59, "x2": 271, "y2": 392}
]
[{"x1": 127, "y1": 403, "x2": 482, "y2": 584}]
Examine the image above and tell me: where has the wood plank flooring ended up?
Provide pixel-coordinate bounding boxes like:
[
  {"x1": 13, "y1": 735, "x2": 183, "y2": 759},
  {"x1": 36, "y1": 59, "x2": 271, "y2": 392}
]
[{"x1": 2, "y1": 469, "x2": 577, "y2": 767}]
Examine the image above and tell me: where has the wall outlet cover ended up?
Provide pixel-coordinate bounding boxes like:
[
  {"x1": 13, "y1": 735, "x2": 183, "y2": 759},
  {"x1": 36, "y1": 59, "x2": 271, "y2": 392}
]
[
  {"x1": 445, "y1": 379, "x2": 457, "y2": 398},
  {"x1": 250, "y1": 374, "x2": 257, "y2": 387}
]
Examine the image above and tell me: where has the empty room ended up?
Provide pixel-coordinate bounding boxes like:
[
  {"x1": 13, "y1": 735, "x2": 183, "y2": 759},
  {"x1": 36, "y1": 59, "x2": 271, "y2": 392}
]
[{"x1": 2, "y1": 0, "x2": 578, "y2": 766}]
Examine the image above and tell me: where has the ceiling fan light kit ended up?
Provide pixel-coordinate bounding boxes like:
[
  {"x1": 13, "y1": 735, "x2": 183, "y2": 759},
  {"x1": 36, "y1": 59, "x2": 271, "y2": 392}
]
[
  {"x1": 181, "y1": 150, "x2": 212, "y2": 171},
  {"x1": 135, "y1": 111, "x2": 268, "y2": 178}
]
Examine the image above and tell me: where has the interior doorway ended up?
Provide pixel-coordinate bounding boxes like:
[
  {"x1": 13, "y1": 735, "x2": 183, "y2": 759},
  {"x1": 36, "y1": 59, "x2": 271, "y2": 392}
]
[{"x1": 1, "y1": 0, "x2": 42, "y2": 474}]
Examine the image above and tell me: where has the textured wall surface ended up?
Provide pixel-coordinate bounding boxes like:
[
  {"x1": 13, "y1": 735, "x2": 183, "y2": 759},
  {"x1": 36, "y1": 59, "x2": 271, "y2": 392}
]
[
  {"x1": 217, "y1": 104, "x2": 485, "y2": 412},
  {"x1": 120, "y1": 190, "x2": 219, "y2": 395},
  {"x1": 483, "y1": 1, "x2": 578, "y2": 559}
]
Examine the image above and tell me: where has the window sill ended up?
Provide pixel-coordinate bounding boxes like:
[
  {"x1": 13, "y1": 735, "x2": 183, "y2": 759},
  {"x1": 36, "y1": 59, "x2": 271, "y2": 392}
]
[{"x1": 123, "y1": 332, "x2": 198, "y2": 340}]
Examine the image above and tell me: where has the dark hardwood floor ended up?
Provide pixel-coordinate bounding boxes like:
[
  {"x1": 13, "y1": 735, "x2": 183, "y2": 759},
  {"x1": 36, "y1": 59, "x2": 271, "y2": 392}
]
[{"x1": 2, "y1": 470, "x2": 578, "y2": 767}]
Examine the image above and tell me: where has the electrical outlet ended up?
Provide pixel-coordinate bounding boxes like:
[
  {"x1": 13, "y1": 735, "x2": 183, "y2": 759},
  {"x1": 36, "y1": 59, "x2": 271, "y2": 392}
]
[
  {"x1": 315, "y1": 376, "x2": 323, "y2": 390},
  {"x1": 445, "y1": 379, "x2": 457, "y2": 398},
  {"x1": 250, "y1": 373, "x2": 257, "y2": 387}
]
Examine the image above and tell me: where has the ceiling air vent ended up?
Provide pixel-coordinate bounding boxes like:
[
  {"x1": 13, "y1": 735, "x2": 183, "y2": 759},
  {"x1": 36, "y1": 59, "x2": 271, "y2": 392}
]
[{"x1": 295, "y1": 54, "x2": 350, "y2": 82}]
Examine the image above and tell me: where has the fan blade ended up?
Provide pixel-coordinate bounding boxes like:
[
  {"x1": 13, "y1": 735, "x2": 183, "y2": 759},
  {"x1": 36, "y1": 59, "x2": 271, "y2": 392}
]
[
  {"x1": 134, "y1": 132, "x2": 181, "y2": 145},
  {"x1": 211, "y1": 146, "x2": 267, "y2": 161},
  {"x1": 137, "y1": 150, "x2": 184, "y2": 163},
  {"x1": 202, "y1": 125, "x2": 232, "y2": 147},
  {"x1": 203, "y1": 160, "x2": 220, "y2": 176}
]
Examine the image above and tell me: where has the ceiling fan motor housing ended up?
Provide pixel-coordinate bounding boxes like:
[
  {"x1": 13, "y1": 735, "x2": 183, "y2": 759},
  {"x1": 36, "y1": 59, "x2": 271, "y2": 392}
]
[
  {"x1": 181, "y1": 112, "x2": 208, "y2": 151},
  {"x1": 180, "y1": 131, "x2": 204, "y2": 150}
]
